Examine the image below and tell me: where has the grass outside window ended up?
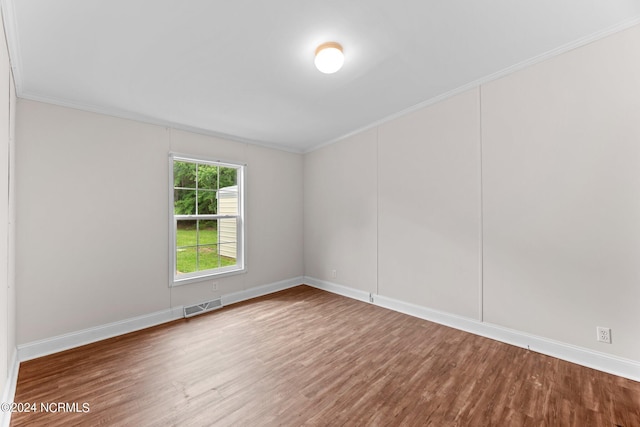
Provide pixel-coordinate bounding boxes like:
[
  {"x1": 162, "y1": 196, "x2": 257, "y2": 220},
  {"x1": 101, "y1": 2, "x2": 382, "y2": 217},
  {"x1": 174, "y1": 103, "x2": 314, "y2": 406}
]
[{"x1": 176, "y1": 223, "x2": 236, "y2": 273}]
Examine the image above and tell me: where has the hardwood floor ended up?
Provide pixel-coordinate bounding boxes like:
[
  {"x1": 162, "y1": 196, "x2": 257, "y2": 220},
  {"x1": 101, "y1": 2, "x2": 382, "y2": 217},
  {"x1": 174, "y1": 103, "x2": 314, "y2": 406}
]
[{"x1": 10, "y1": 285, "x2": 640, "y2": 426}]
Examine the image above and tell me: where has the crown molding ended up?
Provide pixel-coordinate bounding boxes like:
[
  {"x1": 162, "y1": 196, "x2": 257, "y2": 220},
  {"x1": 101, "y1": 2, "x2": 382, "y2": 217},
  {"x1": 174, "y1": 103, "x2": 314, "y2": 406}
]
[{"x1": 305, "y1": 16, "x2": 640, "y2": 154}]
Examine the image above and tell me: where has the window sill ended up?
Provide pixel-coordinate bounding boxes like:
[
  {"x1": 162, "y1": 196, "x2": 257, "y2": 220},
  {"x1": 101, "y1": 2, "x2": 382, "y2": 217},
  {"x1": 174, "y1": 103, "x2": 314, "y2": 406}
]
[{"x1": 171, "y1": 266, "x2": 247, "y2": 287}]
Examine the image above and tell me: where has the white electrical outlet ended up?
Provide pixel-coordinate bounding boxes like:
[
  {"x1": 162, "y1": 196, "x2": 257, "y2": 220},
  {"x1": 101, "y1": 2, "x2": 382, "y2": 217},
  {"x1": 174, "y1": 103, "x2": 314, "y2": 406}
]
[
  {"x1": 596, "y1": 327, "x2": 611, "y2": 344},
  {"x1": 331, "y1": 270, "x2": 337, "y2": 279},
  {"x1": 212, "y1": 281, "x2": 219, "y2": 291}
]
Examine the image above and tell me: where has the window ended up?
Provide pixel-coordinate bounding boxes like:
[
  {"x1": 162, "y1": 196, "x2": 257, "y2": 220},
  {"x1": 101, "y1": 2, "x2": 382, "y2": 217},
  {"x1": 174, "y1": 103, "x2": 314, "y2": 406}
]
[{"x1": 169, "y1": 154, "x2": 245, "y2": 285}]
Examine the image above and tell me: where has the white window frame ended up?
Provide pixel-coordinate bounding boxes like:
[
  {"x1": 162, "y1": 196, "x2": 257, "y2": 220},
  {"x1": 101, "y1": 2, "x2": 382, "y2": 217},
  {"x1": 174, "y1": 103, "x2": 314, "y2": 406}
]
[{"x1": 169, "y1": 153, "x2": 246, "y2": 286}]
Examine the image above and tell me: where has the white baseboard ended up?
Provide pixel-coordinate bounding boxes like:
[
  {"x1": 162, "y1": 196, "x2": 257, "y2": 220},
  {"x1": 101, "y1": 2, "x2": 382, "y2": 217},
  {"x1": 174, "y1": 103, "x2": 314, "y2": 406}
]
[
  {"x1": 15, "y1": 275, "x2": 638, "y2": 383},
  {"x1": 1, "y1": 348, "x2": 19, "y2": 427},
  {"x1": 304, "y1": 276, "x2": 640, "y2": 382},
  {"x1": 17, "y1": 307, "x2": 185, "y2": 362},
  {"x1": 303, "y1": 276, "x2": 372, "y2": 303},
  {"x1": 17, "y1": 276, "x2": 306, "y2": 363},
  {"x1": 222, "y1": 276, "x2": 304, "y2": 306}
]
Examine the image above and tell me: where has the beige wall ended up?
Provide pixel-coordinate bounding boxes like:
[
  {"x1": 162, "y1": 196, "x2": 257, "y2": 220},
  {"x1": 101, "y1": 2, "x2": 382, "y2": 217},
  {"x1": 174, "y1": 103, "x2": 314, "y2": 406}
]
[
  {"x1": 15, "y1": 102, "x2": 304, "y2": 344},
  {"x1": 0, "y1": 12, "x2": 17, "y2": 401},
  {"x1": 303, "y1": 24, "x2": 640, "y2": 362},
  {"x1": 378, "y1": 89, "x2": 481, "y2": 319},
  {"x1": 481, "y1": 24, "x2": 640, "y2": 358},
  {"x1": 304, "y1": 129, "x2": 377, "y2": 293}
]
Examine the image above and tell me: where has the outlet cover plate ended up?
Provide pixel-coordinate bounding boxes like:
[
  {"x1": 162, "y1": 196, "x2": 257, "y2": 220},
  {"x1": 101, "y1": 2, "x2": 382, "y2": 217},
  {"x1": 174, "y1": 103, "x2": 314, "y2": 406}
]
[{"x1": 597, "y1": 326, "x2": 611, "y2": 344}]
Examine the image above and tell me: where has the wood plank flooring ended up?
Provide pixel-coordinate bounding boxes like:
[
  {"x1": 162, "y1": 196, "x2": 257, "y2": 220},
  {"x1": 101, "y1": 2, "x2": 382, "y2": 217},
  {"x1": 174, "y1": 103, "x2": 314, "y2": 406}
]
[{"x1": 10, "y1": 285, "x2": 640, "y2": 426}]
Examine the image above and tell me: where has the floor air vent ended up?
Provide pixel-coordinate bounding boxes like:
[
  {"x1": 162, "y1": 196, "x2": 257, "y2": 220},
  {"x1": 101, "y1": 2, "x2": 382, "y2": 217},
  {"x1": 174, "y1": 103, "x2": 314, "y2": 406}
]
[{"x1": 184, "y1": 298, "x2": 223, "y2": 318}]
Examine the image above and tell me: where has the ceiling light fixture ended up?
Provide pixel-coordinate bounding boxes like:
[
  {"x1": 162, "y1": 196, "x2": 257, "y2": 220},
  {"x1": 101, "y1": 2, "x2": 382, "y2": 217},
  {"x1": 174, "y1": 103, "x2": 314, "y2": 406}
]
[{"x1": 314, "y1": 42, "x2": 344, "y2": 74}]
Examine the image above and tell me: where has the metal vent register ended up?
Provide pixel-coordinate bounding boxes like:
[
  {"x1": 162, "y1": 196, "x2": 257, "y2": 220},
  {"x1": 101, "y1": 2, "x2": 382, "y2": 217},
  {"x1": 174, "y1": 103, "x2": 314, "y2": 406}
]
[{"x1": 184, "y1": 298, "x2": 223, "y2": 318}]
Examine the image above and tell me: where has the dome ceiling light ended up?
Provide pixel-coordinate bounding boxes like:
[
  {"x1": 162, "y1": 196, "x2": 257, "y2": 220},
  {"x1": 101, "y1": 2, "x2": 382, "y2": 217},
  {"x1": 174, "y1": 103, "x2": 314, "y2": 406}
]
[{"x1": 314, "y1": 42, "x2": 344, "y2": 74}]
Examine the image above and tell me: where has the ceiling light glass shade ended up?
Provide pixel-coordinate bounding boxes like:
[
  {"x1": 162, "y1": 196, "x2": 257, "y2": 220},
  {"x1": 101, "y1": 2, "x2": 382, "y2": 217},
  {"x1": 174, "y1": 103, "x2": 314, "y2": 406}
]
[{"x1": 315, "y1": 42, "x2": 344, "y2": 74}]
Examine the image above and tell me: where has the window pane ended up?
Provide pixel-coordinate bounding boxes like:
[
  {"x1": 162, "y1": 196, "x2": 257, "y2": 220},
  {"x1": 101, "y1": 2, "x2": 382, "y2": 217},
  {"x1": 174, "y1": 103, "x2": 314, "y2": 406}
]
[
  {"x1": 198, "y1": 245, "x2": 219, "y2": 271},
  {"x1": 174, "y1": 161, "x2": 196, "y2": 188},
  {"x1": 218, "y1": 218, "x2": 237, "y2": 245},
  {"x1": 197, "y1": 164, "x2": 218, "y2": 190},
  {"x1": 197, "y1": 190, "x2": 218, "y2": 215},
  {"x1": 198, "y1": 220, "x2": 217, "y2": 245},
  {"x1": 176, "y1": 246, "x2": 197, "y2": 275},
  {"x1": 176, "y1": 220, "x2": 197, "y2": 247},
  {"x1": 218, "y1": 243, "x2": 237, "y2": 266},
  {"x1": 176, "y1": 220, "x2": 197, "y2": 276},
  {"x1": 174, "y1": 189, "x2": 196, "y2": 215},
  {"x1": 217, "y1": 187, "x2": 238, "y2": 215},
  {"x1": 219, "y1": 166, "x2": 237, "y2": 188}
]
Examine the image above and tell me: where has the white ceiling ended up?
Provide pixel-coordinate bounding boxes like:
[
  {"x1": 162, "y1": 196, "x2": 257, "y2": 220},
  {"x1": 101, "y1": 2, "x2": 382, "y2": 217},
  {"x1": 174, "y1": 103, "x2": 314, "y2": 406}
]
[{"x1": 3, "y1": 1, "x2": 640, "y2": 152}]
